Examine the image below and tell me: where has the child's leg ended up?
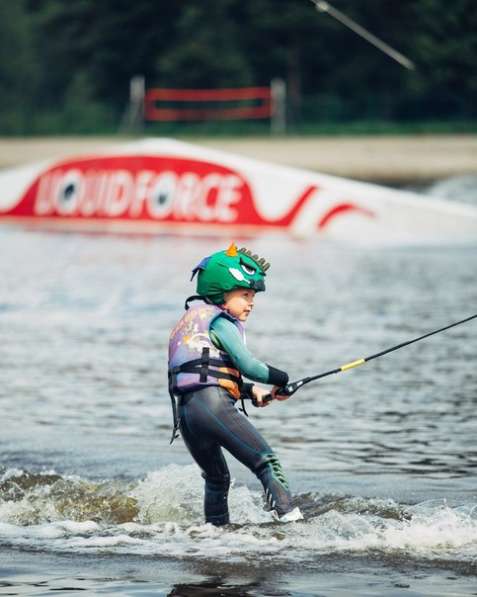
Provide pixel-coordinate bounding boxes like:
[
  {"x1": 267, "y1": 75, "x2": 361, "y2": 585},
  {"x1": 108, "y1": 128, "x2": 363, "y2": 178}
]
[
  {"x1": 217, "y1": 412, "x2": 294, "y2": 516},
  {"x1": 180, "y1": 387, "x2": 294, "y2": 518},
  {"x1": 179, "y1": 403, "x2": 231, "y2": 525}
]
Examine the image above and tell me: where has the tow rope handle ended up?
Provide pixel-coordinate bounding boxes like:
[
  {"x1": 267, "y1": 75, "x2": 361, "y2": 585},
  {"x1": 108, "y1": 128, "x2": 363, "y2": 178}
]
[
  {"x1": 258, "y1": 358, "x2": 366, "y2": 405},
  {"x1": 252, "y1": 380, "x2": 303, "y2": 406},
  {"x1": 256, "y1": 378, "x2": 315, "y2": 406},
  {"x1": 259, "y1": 360, "x2": 364, "y2": 405}
]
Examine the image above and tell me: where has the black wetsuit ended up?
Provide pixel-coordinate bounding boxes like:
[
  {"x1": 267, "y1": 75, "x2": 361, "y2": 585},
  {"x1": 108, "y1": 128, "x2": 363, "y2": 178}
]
[{"x1": 178, "y1": 386, "x2": 293, "y2": 525}]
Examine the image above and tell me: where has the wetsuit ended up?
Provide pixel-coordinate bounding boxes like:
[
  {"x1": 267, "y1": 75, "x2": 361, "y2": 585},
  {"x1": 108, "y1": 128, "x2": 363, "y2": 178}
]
[{"x1": 169, "y1": 302, "x2": 294, "y2": 525}]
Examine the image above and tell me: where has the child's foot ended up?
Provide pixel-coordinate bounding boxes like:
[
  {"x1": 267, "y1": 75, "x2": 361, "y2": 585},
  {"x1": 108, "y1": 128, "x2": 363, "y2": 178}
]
[{"x1": 273, "y1": 506, "x2": 304, "y2": 523}]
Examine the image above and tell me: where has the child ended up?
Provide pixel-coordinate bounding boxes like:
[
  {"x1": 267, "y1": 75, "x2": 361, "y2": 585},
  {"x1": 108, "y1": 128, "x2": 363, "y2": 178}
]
[{"x1": 168, "y1": 243, "x2": 303, "y2": 525}]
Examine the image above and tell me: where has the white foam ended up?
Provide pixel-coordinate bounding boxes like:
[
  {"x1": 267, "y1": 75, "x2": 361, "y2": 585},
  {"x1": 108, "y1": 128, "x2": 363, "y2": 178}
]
[
  {"x1": 0, "y1": 468, "x2": 25, "y2": 482},
  {"x1": 57, "y1": 520, "x2": 100, "y2": 534},
  {"x1": 1, "y1": 466, "x2": 477, "y2": 564},
  {"x1": 279, "y1": 501, "x2": 477, "y2": 562},
  {"x1": 67, "y1": 534, "x2": 143, "y2": 548},
  {"x1": 0, "y1": 522, "x2": 29, "y2": 538}
]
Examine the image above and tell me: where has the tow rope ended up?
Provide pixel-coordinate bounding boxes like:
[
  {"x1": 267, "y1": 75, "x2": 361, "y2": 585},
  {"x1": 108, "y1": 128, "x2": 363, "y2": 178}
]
[{"x1": 261, "y1": 313, "x2": 477, "y2": 404}]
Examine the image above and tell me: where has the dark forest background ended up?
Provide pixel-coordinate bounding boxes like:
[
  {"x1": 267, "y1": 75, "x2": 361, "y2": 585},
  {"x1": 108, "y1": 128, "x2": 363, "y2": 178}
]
[{"x1": 1, "y1": 0, "x2": 476, "y2": 135}]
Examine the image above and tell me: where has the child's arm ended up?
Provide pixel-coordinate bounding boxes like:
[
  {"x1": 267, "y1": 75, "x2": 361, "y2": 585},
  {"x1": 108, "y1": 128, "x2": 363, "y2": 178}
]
[{"x1": 210, "y1": 316, "x2": 288, "y2": 387}]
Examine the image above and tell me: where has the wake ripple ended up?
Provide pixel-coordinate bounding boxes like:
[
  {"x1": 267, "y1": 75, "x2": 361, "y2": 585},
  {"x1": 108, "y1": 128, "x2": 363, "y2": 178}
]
[{"x1": 1, "y1": 465, "x2": 476, "y2": 566}]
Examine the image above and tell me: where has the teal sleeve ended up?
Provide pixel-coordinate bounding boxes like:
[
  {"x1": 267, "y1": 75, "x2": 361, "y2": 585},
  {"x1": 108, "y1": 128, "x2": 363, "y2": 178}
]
[{"x1": 210, "y1": 316, "x2": 270, "y2": 383}]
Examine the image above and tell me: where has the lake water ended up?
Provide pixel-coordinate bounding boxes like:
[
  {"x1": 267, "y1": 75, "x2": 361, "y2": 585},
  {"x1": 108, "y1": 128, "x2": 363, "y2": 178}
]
[{"x1": 1, "y1": 210, "x2": 477, "y2": 595}]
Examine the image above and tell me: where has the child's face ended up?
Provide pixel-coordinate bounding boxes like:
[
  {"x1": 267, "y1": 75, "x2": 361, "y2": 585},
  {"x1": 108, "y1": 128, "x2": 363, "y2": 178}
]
[{"x1": 222, "y1": 289, "x2": 256, "y2": 321}]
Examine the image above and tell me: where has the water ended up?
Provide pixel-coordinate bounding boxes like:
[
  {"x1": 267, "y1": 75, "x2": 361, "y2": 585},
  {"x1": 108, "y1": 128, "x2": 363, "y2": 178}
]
[
  {"x1": 423, "y1": 174, "x2": 477, "y2": 207},
  {"x1": 1, "y1": 220, "x2": 477, "y2": 594}
]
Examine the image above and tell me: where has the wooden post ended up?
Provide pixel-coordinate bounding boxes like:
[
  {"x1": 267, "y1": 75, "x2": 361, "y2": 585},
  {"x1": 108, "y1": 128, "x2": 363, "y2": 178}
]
[{"x1": 271, "y1": 78, "x2": 286, "y2": 135}]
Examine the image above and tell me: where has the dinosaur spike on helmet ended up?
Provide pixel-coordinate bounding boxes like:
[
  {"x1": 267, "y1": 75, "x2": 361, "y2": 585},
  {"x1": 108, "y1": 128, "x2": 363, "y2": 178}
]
[
  {"x1": 225, "y1": 242, "x2": 238, "y2": 257},
  {"x1": 239, "y1": 246, "x2": 271, "y2": 272}
]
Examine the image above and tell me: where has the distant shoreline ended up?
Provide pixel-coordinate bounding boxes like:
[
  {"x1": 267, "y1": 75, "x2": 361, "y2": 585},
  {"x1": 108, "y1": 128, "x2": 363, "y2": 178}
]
[{"x1": 0, "y1": 134, "x2": 476, "y2": 184}]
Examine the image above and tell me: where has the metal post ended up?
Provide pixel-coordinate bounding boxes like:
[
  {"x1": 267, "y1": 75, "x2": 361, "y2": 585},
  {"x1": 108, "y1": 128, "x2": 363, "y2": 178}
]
[
  {"x1": 271, "y1": 78, "x2": 287, "y2": 135},
  {"x1": 119, "y1": 75, "x2": 146, "y2": 134},
  {"x1": 130, "y1": 75, "x2": 145, "y2": 132}
]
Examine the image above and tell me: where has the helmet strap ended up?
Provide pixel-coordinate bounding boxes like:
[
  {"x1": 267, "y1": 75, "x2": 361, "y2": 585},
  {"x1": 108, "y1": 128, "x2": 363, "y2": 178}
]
[{"x1": 184, "y1": 295, "x2": 214, "y2": 310}]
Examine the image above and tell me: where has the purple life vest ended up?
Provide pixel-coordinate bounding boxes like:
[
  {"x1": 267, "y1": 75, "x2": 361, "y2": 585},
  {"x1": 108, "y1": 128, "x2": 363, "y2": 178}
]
[{"x1": 168, "y1": 302, "x2": 245, "y2": 399}]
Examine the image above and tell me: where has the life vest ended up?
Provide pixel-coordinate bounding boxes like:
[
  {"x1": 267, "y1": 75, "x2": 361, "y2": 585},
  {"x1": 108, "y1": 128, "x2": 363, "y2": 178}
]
[{"x1": 168, "y1": 302, "x2": 245, "y2": 400}]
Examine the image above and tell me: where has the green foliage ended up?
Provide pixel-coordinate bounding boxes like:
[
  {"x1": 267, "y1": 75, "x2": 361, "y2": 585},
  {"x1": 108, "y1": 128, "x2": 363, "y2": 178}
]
[
  {"x1": 157, "y1": 2, "x2": 252, "y2": 88},
  {"x1": 0, "y1": 0, "x2": 475, "y2": 135},
  {"x1": 0, "y1": 0, "x2": 38, "y2": 133}
]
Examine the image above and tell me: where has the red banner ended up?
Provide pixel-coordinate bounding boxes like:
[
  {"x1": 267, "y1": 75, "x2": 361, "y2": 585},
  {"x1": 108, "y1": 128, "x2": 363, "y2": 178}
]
[{"x1": 144, "y1": 86, "x2": 272, "y2": 122}]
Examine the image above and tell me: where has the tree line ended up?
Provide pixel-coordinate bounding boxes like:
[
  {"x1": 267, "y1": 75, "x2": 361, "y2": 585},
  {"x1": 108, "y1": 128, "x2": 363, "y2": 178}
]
[{"x1": 1, "y1": 0, "x2": 476, "y2": 134}]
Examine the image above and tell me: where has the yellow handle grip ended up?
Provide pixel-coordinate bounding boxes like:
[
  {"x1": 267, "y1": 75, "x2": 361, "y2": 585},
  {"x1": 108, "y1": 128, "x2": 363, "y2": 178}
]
[{"x1": 340, "y1": 358, "x2": 366, "y2": 372}]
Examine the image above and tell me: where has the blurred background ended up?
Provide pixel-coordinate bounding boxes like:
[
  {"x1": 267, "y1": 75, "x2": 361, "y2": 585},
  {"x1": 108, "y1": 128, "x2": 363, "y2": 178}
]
[{"x1": 2, "y1": 0, "x2": 476, "y2": 137}]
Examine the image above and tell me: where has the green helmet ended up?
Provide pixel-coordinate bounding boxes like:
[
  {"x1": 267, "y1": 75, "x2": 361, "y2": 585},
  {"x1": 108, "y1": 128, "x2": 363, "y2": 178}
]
[{"x1": 191, "y1": 243, "x2": 270, "y2": 305}]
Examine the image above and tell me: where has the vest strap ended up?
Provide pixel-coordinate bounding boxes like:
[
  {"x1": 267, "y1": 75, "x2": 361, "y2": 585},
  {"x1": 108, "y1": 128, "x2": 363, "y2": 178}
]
[
  {"x1": 199, "y1": 369, "x2": 241, "y2": 384},
  {"x1": 184, "y1": 295, "x2": 213, "y2": 310},
  {"x1": 171, "y1": 356, "x2": 234, "y2": 372},
  {"x1": 170, "y1": 363, "x2": 241, "y2": 385},
  {"x1": 168, "y1": 370, "x2": 180, "y2": 444},
  {"x1": 199, "y1": 347, "x2": 210, "y2": 382}
]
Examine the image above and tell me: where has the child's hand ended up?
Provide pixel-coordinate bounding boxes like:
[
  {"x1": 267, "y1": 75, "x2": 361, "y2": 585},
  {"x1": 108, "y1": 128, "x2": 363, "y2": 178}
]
[
  {"x1": 271, "y1": 385, "x2": 291, "y2": 401},
  {"x1": 252, "y1": 386, "x2": 272, "y2": 407}
]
